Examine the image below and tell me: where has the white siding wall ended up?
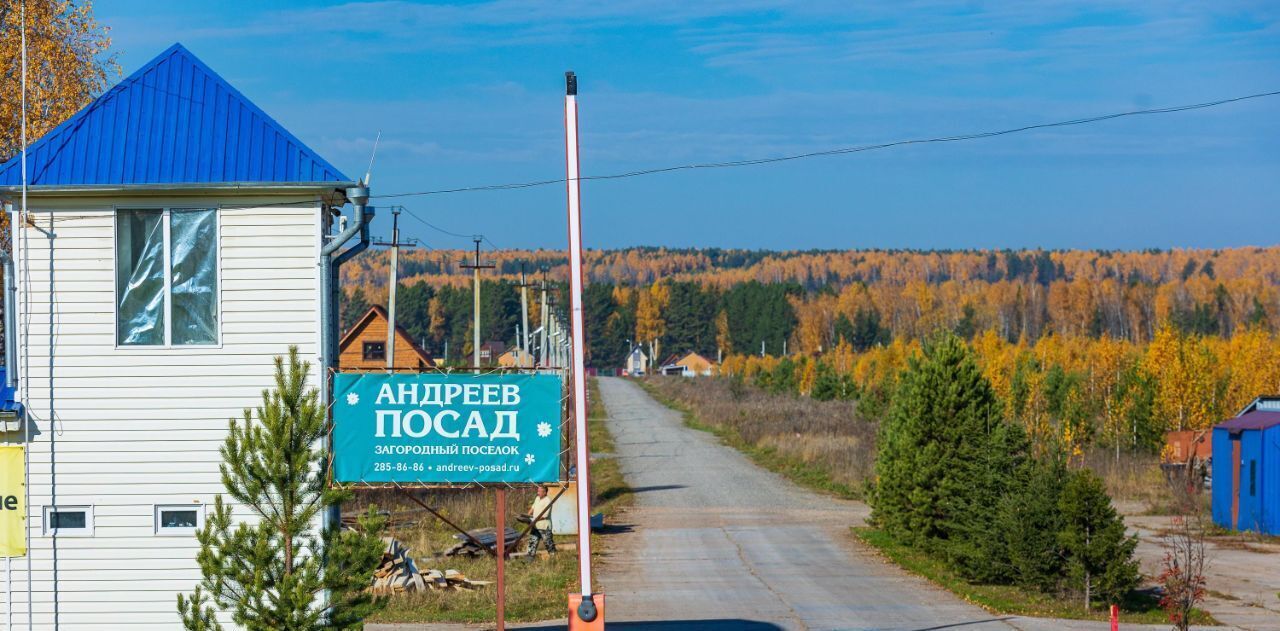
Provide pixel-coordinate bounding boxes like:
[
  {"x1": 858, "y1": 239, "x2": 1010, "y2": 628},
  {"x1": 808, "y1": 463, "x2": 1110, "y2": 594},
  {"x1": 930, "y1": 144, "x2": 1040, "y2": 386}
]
[{"x1": 3, "y1": 200, "x2": 322, "y2": 629}]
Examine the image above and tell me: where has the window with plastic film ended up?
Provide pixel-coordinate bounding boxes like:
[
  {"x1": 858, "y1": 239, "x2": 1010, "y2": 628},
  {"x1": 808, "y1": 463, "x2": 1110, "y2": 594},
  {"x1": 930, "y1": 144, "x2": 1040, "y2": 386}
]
[
  {"x1": 115, "y1": 208, "x2": 219, "y2": 346},
  {"x1": 116, "y1": 210, "x2": 166, "y2": 345},
  {"x1": 170, "y1": 209, "x2": 218, "y2": 344}
]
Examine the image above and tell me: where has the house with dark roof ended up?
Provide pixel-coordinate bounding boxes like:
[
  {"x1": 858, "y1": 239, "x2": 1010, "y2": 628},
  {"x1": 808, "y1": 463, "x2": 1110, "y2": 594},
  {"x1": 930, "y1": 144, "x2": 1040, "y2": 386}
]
[
  {"x1": 339, "y1": 305, "x2": 434, "y2": 371},
  {"x1": 0, "y1": 43, "x2": 367, "y2": 627},
  {"x1": 1212, "y1": 395, "x2": 1280, "y2": 535}
]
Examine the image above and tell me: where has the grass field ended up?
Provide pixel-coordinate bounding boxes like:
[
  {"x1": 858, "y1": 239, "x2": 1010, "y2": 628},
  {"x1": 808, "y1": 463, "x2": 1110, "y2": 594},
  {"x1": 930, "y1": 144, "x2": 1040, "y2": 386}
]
[
  {"x1": 639, "y1": 376, "x2": 871, "y2": 499},
  {"x1": 364, "y1": 377, "x2": 631, "y2": 624}
]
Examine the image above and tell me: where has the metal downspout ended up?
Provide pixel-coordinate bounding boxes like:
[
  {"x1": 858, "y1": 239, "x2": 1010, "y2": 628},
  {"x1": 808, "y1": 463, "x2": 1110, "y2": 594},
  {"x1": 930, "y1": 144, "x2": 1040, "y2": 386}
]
[
  {"x1": 318, "y1": 186, "x2": 372, "y2": 569},
  {"x1": 0, "y1": 245, "x2": 14, "y2": 389}
]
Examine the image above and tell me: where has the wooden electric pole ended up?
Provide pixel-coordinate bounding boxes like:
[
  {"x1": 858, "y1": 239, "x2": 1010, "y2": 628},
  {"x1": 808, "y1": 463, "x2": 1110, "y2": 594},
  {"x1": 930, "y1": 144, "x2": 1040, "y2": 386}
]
[
  {"x1": 371, "y1": 206, "x2": 419, "y2": 368},
  {"x1": 538, "y1": 270, "x2": 550, "y2": 368},
  {"x1": 518, "y1": 263, "x2": 533, "y2": 368}
]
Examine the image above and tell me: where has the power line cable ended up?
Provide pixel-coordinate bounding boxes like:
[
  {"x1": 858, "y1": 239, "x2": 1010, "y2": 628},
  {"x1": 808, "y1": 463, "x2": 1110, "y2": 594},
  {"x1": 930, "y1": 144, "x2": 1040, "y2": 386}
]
[
  {"x1": 400, "y1": 211, "x2": 474, "y2": 240},
  {"x1": 395, "y1": 205, "x2": 505, "y2": 252},
  {"x1": 370, "y1": 89, "x2": 1280, "y2": 201}
]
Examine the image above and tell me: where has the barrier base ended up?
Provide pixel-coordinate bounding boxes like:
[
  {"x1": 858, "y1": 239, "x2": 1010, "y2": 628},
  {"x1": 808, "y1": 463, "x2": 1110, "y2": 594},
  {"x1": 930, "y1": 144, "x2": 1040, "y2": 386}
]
[{"x1": 568, "y1": 593, "x2": 605, "y2": 631}]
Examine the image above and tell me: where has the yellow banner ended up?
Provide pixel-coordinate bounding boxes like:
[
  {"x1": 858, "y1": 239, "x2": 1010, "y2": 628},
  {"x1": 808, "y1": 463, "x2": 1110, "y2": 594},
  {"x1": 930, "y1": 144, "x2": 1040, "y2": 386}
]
[{"x1": 0, "y1": 446, "x2": 25, "y2": 557}]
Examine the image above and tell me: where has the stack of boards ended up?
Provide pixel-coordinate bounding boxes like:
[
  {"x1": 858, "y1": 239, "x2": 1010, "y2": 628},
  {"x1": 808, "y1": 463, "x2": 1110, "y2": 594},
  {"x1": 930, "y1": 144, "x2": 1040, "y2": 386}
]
[
  {"x1": 443, "y1": 527, "x2": 522, "y2": 557},
  {"x1": 370, "y1": 538, "x2": 493, "y2": 594}
]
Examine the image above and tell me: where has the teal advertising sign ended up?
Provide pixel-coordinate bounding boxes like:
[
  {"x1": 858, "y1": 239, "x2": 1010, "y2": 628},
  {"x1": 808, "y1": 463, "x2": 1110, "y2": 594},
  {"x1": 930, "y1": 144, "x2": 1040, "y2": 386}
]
[{"x1": 332, "y1": 372, "x2": 563, "y2": 484}]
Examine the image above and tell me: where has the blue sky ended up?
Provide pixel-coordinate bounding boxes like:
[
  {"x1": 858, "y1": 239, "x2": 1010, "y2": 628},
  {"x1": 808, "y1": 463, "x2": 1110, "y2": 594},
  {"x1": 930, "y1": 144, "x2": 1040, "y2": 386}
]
[{"x1": 97, "y1": 1, "x2": 1279, "y2": 250}]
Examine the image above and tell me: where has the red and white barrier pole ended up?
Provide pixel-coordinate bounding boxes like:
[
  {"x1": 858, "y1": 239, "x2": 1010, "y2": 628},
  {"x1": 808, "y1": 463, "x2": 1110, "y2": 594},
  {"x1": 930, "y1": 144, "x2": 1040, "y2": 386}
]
[
  {"x1": 564, "y1": 71, "x2": 604, "y2": 628},
  {"x1": 1110, "y1": 604, "x2": 1119, "y2": 631}
]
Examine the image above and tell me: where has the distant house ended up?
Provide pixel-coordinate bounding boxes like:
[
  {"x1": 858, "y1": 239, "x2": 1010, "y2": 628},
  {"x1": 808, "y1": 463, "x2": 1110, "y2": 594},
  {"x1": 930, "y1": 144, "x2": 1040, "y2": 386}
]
[
  {"x1": 497, "y1": 347, "x2": 534, "y2": 368},
  {"x1": 0, "y1": 43, "x2": 359, "y2": 626},
  {"x1": 479, "y1": 340, "x2": 507, "y2": 365},
  {"x1": 339, "y1": 305, "x2": 433, "y2": 371},
  {"x1": 1212, "y1": 395, "x2": 1280, "y2": 535},
  {"x1": 624, "y1": 346, "x2": 648, "y2": 376},
  {"x1": 659, "y1": 351, "x2": 716, "y2": 377}
]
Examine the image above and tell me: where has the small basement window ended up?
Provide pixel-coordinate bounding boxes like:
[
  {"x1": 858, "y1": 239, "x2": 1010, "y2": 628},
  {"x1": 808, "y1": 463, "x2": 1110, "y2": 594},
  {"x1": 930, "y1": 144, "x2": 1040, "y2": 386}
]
[
  {"x1": 363, "y1": 341, "x2": 386, "y2": 361},
  {"x1": 43, "y1": 506, "x2": 93, "y2": 536},
  {"x1": 154, "y1": 504, "x2": 204, "y2": 535}
]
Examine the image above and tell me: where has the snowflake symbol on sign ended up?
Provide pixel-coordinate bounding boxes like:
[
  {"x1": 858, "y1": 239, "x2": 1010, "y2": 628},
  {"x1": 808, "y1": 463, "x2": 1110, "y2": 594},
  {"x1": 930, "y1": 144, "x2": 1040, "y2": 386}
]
[
  {"x1": 536, "y1": 422, "x2": 552, "y2": 438},
  {"x1": 346, "y1": 392, "x2": 359, "y2": 406},
  {"x1": 524, "y1": 454, "x2": 536, "y2": 465}
]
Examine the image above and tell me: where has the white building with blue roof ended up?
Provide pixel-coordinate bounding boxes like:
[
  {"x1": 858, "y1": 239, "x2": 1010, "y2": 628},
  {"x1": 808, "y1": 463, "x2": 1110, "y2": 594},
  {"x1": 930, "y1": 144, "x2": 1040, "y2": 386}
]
[{"x1": 0, "y1": 43, "x2": 370, "y2": 628}]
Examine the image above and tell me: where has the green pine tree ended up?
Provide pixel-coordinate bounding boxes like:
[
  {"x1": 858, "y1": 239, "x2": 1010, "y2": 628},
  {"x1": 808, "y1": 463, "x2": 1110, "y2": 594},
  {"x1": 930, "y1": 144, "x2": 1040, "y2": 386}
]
[
  {"x1": 177, "y1": 347, "x2": 386, "y2": 630},
  {"x1": 944, "y1": 416, "x2": 1029, "y2": 583},
  {"x1": 341, "y1": 288, "x2": 371, "y2": 334},
  {"x1": 1057, "y1": 469, "x2": 1140, "y2": 610},
  {"x1": 871, "y1": 334, "x2": 1004, "y2": 555},
  {"x1": 998, "y1": 457, "x2": 1068, "y2": 592}
]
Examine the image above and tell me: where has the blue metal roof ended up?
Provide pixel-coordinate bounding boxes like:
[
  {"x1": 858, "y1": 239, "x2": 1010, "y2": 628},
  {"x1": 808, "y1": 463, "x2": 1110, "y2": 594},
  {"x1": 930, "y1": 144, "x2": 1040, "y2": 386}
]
[{"x1": 0, "y1": 43, "x2": 351, "y2": 188}]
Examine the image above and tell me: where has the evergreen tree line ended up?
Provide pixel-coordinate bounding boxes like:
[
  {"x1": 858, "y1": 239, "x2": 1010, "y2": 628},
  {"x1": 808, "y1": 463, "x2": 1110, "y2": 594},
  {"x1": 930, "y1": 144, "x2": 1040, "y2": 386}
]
[
  {"x1": 340, "y1": 279, "x2": 804, "y2": 367},
  {"x1": 871, "y1": 335, "x2": 1140, "y2": 610}
]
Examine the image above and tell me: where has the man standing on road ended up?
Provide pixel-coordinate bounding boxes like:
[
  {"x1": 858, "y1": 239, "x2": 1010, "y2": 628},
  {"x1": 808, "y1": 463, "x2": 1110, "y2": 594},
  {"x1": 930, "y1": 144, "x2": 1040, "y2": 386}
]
[{"x1": 526, "y1": 484, "x2": 557, "y2": 557}]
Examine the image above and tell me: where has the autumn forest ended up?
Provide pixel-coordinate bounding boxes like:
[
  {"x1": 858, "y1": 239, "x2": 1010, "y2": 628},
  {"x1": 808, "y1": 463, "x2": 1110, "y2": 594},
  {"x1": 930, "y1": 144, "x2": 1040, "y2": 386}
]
[{"x1": 341, "y1": 246, "x2": 1280, "y2": 456}]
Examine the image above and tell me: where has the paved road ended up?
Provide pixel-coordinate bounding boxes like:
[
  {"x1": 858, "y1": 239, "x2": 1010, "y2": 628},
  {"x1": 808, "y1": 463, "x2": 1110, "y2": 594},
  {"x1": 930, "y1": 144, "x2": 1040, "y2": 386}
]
[
  {"x1": 368, "y1": 378, "x2": 1225, "y2": 631},
  {"x1": 595, "y1": 377, "x2": 1014, "y2": 631}
]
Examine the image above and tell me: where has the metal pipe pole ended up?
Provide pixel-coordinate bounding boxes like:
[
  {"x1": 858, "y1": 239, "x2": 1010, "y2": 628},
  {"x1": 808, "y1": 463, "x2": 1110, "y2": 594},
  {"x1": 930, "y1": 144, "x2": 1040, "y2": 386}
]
[
  {"x1": 563, "y1": 71, "x2": 598, "y2": 620},
  {"x1": 496, "y1": 488, "x2": 506, "y2": 631},
  {"x1": 473, "y1": 261, "x2": 480, "y2": 369},
  {"x1": 386, "y1": 207, "x2": 400, "y2": 368},
  {"x1": 19, "y1": 3, "x2": 31, "y2": 624}
]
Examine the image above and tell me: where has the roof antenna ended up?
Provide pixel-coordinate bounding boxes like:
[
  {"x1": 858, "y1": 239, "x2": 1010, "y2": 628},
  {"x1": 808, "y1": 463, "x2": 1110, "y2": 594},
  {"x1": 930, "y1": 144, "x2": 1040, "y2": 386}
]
[{"x1": 363, "y1": 130, "x2": 381, "y2": 186}]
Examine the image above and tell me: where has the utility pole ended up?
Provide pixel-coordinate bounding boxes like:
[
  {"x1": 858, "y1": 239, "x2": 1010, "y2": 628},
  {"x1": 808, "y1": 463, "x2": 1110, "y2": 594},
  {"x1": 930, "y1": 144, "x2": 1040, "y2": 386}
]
[
  {"x1": 460, "y1": 236, "x2": 499, "y2": 629},
  {"x1": 547, "y1": 314, "x2": 558, "y2": 367},
  {"x1": 372, "y1": 206, "x2": 420, "y2": 368},
  {"x1": 460, "y1": 237, "x2": 494, "y2": 369},
  {"x1": 518, "y1": 263, "x2": 532, "y2": 368},
  {"x1": 538, "y1": 270, "x2": 550, "y2": 367}
]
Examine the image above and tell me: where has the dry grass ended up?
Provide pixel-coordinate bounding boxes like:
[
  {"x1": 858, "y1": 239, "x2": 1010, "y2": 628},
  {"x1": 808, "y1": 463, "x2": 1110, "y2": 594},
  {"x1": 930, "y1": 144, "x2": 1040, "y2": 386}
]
[
  {"x1": 352, "y1": 485, "x2": 580, "y2": 624},
  {"x1": 642, "y1": 376, "x2": 875, "y2": 497},
  {"x1": 1083, "y1": 450, "x2": 1206, "y2": 515},
  {"x1": 353, "y1": 376, "x2": 630, "y2": 624},
  {"x1": 1086, "y1": 451, "x2": 1168, "y2": 505}
]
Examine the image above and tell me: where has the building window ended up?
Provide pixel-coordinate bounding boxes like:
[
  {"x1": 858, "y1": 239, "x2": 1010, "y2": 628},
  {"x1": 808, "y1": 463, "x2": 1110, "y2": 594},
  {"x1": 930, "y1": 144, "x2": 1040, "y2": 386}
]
[
  {"x1": 155, "y1": 504, "x2": 204, "y2": 535},
  {"x1": 42, "y1": 506, "x2": 93, "y2": 536},
  {"x1": 116, "y1": 208, "x2": 219, "y2": 346},
  {"x1": 363, "y1": 341, "x2": 386, "y2": 361}
]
